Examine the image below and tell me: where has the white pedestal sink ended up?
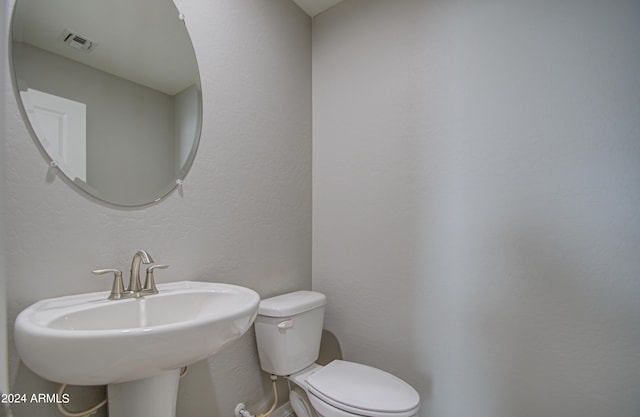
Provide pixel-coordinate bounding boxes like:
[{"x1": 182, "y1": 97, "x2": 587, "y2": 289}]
[{"x1": 14, "y1": 281, "x2": 260, "y2": 417}]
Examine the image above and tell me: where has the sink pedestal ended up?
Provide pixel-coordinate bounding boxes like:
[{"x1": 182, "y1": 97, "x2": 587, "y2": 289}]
[{"x1": 107, "y1": 369, "x2": 180, "y2": 417}]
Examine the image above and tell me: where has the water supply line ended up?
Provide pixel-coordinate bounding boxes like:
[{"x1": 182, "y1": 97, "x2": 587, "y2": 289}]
[
  {"x1": 235, "y1": 375, "x2": 279, "y2": 417},
  {"x1": 56, "y1": 384, "x2": 106, "y2": 417}
]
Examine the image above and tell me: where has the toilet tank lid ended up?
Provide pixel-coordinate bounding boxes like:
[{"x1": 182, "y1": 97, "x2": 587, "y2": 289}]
[{"x1": 258, "y1": 291, "x2": 326, "y2": 317}]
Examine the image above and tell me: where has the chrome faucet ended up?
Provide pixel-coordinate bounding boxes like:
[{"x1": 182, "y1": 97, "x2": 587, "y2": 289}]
[
  {"x1": 127, "y1": 250, "x2": 154, "y2": 295},
  {"x1": 93, "y1": 250, "x2": 170, "y2": 299}
]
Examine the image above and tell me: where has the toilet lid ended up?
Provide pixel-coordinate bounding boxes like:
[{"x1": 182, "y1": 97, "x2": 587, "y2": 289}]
[{"x1": 306, "y1": 360, "x2": 420, "y2": 417}]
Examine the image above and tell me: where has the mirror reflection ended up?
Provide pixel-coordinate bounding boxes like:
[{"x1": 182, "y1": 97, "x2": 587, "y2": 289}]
[{"x1": 11, "y1": 0, "x2": 202, "y2": 207}]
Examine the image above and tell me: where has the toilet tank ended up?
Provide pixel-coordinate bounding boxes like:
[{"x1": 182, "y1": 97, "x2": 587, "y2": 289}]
[{"x1": 255, "y1": 291, "x2": 326, "y2": 376}]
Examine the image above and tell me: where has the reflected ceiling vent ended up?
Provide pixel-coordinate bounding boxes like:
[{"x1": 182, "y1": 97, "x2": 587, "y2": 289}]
[{"x1": 57, "y1": 29, "x2": 97, "y2": 53}]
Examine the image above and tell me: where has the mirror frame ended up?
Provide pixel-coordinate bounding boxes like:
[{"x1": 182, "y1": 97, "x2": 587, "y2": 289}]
[{"x1": 8, "y1": 0, "x2": 203, "y2": 208}]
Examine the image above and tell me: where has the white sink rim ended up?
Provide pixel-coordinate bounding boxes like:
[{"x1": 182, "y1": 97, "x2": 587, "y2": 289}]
[{"x1": 20, "y1": 283, "x2": 253, "y2": 334}]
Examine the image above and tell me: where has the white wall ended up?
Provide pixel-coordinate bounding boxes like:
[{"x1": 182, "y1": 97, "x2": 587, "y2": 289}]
[
  {"x1": 174, "y1": 84, "x2": 200, "y2": 177},
  {"x1": 12, "y1": 42, "x2": 176, "y2": 206},
  {"x1": 312, "y1": 1, "x2": 640, "y2": 417},
  {"x1": 0, "y1": 0, "x2": 9, "y2": 401},
  {"x1": 2, "y1": 0, "x2": 310, "y2": 416}
]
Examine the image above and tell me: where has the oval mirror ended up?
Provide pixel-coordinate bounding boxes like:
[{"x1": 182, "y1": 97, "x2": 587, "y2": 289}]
[{"x1": 10, "y1": 0, "x2": 202, "y2": 207}]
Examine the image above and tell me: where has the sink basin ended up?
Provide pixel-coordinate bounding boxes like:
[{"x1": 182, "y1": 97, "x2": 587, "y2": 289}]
[{"x1": 14, "y1": 281, "x2": 260, "y2": 386}]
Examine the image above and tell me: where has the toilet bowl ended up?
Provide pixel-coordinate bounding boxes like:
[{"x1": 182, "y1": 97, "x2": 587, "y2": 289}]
[{"x1": 254, "y1": 291, "x2": 420, "y2": 417}]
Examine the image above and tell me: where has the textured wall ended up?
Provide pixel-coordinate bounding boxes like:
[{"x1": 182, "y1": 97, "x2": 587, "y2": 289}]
[
  {"x1": 3, "y1": 0, "x2": 311, "y2": 416},
  {"x1": 312, "y1": 1, "x2": 640, "y2": 417}
]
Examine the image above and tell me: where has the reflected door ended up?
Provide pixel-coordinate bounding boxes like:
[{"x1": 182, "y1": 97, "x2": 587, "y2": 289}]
[{"x1": 20, "y1": 88, "x2": 86, "y2": 182}]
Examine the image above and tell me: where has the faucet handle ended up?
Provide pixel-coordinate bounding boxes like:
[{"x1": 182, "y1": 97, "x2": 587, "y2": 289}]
[
  {"x1": 92, "y1": 269, "x2": 125, "y2": 300},
  {"x1": 143, "y1": 264, "x2": 170, "y2": 294}
]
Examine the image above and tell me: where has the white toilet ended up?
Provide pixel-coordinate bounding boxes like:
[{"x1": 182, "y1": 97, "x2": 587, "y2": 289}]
[{"x1": 254, "y1": 291, "x2": 420, "y2": 417}]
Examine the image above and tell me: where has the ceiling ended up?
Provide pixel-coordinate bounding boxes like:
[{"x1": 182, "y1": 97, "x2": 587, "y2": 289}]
[
  {"x1": 12, "y1": 0, "x2": 199, "y2": 95},
  {"x1": 292, "y1": 0, "x2": 344, "y2": 17}
]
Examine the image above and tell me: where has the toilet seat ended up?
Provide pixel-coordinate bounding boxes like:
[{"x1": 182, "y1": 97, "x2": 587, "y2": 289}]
[{"x1": 305, "y1": 360, "x2": 420, "y2": 417}]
